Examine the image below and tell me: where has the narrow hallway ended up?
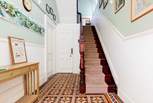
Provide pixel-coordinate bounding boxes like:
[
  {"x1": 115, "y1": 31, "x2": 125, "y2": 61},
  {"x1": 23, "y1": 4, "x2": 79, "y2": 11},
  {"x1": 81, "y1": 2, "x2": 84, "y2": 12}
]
[{"x1": 37, "y1": 73, "x2": 122, "y2": 103}]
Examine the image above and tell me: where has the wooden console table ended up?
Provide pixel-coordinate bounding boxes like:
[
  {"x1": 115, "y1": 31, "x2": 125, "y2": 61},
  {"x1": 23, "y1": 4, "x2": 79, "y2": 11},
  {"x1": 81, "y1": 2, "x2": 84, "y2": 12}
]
[{"x1": 0, "y1": 62, "x2": 39, "y2": 103}]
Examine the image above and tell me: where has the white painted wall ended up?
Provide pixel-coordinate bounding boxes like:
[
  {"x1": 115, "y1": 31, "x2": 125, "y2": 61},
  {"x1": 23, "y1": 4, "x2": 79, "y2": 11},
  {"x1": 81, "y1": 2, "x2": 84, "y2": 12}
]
[
  {"x1": 78, "y1": 0, "x2": 97, "y2": 18},
  {"x1": 55, "y1": 23, "x2": 80, "y2": 73},
  {"x1": 0, "y1": 38, "x2": 45, "y2": 103},
  {"x1": 45, "y1": 15, "x2": 57, "y2": 77},
  {"x1": 56, "y1": 0, "x2": 77, "y2": 23},
  {"x1": 92, "y1": 7, "x2": 153, "y2": 103},
  {"x1": 55, "y1": 0, "x2": 80, "y2": 73}
]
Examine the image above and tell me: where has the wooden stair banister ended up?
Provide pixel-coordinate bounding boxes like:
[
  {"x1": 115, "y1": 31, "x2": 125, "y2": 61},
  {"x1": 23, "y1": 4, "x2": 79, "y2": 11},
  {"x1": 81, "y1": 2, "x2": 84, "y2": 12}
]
[
  {"x1": 79, "y1": 35, "x2": 85, "y2": 94},
  {"x1": 78, "y1": 12, "x2": 86, "y2": 94}
]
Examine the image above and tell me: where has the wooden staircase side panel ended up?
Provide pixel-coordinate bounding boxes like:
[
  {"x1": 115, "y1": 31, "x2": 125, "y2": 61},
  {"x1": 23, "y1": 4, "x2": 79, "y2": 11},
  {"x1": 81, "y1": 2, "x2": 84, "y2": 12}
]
[{"x1": 91, "y1": 26, "x2": 118, "y2": 94}]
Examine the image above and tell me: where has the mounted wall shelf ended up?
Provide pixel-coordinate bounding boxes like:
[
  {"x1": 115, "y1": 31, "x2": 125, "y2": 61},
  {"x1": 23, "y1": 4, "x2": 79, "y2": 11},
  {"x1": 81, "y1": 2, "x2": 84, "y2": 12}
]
[{"x1": 0, "y1": 62, "x2": 39, "y2": 103}]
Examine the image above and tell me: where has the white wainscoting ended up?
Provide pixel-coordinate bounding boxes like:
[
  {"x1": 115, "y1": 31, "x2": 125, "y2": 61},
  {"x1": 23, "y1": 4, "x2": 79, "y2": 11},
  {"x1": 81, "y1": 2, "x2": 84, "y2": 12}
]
[
  {"x1": 0, "y1": 38, "x2": 45, "y2": 103},
  {"x1": 92, "y1": 9, "x2": 153, "y2": 103}
]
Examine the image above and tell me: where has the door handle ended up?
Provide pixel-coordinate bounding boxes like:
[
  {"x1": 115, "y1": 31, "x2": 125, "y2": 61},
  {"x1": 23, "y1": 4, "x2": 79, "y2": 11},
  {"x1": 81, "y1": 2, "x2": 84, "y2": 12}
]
[{"x1": 70, "y1": 48, "x2": 73, "y2": 57}]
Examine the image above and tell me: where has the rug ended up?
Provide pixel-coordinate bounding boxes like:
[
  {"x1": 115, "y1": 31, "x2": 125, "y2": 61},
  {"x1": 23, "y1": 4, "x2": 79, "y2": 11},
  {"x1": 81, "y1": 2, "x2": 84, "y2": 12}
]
[{"x1": 37, "y1": 73, "x2": 123, "y2": 103}]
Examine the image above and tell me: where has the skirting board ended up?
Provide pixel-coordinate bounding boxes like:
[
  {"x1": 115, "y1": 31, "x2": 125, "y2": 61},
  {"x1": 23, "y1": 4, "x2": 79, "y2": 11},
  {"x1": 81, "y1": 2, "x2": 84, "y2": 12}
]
[{"x1": 118, "y1": 88, "x2": 135, "y2": 103}]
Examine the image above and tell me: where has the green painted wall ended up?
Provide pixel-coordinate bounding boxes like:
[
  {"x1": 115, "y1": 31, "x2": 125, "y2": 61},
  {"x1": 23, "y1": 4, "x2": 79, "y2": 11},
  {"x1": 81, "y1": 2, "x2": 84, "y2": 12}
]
[
  {"x1": 100, "y1": 1, "x2": 153, "y2": 36},
  {"x1": 0, "y1": 0, "x2": 59, "y2": 44},
  {"x1": 78, "y1": 0, "x2": 97, "y2": 17}
]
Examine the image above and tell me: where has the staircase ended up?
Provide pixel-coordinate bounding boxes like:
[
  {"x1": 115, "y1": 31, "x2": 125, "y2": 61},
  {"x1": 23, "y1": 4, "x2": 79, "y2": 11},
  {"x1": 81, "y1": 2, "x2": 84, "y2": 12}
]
[{"x1": 83, "y1": 26, "x2": 117, "y2": 94}]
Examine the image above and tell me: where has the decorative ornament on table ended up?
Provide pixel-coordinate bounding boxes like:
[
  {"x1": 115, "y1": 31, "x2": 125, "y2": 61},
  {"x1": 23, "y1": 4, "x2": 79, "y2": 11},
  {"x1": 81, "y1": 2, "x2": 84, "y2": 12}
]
[{"x1": 22, "y1": 0, "x2": 32, "y2": 12}]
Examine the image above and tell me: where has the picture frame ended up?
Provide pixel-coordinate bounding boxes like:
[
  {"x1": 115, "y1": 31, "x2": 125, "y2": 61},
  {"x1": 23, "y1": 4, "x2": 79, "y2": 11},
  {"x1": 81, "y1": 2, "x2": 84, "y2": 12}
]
[
  {"x1": 8, "y1": 36, "x2": 27, "y2": 64},
  {"x1": 131, "y1": 0, "x2": 153, "y2": 22},
  {"x1": 114, "y1": 0, "x2": 125, "y2": 14},
  {"x1": 99, "y1": 0, "x2": 103, "y2": 8},
  {"x1": 103, "y1": 0, "x2": 108, "y2": 9}
]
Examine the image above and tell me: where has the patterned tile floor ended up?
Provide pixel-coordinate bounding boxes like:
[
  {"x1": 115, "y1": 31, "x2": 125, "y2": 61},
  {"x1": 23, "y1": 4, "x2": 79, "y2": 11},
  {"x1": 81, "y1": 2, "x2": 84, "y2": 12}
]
[{"x1": 37, "y1": 73, "x2": 123, "y2": 103}]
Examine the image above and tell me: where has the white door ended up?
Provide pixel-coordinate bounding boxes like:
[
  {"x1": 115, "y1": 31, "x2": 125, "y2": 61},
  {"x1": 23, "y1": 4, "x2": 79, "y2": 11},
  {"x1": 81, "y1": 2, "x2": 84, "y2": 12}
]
[
  {"x1": 56, "y1": 24, "x2": 75, "y2": 73},
  {"x1": 47, "y1": 28, "x2": 54, "y2": 77},
  {"x1": 45, "y1": 20, "x2": 56, "y2": 78}
]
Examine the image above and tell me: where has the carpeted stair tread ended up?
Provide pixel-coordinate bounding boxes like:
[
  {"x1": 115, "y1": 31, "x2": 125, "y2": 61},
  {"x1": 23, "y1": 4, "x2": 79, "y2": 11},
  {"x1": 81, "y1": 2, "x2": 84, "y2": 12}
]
[
  {"x1": 85, "y1": 68, "x2": 103, "y2": 72},
  {"x1": 86, "y1": 81, "x2": 107, "y2": 87},
  {"x1": 85, "y1": 54, "x2": 99, "y2": 58},
  {"x1": 85, "y1": 58, "x2": 100, "y2": 61},
  {"x1": 84, "y1": 26, "x2": 109, "y2": 94},
  {"x1": 86, "y1": 67, "x2": 103, "y2": 71},
  {"x1": 85, "y1": 69, "x2": 102, "y2": 73},
  {"x1": 85, "y1": 59, "x2": 101, "y2": 64},
  {"x1": 86, "y1": 87, "x2": 108, "y2": 94},
  {"x1": 85, "y1": 65, "x2": 103, "y2": 69},
  {"x1": 85, "y1": 50, "x2": 99, "y2": 53},
  {"x1": 85, "y1": 39, "x2": 95, "y2": 41}
]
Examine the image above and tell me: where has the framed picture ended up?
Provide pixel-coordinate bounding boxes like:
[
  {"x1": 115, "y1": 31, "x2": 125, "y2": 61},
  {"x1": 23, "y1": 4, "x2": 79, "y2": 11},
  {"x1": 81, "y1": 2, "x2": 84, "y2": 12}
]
[
  {"x1": 8, "y1": 36, "x2": 27, "y2": 64},
  {"x1": 103, "y1": 0, "x2": 108, "y2": 9},
  {"x1": 131, "y1": 0, "x2": 153, "y2": 22},
  {"x1": 99, "y1": 0, "x2": 103, "y2": 8},
  {"x1": 114, "y1": 0, "x2": 125, "y2": 14}
]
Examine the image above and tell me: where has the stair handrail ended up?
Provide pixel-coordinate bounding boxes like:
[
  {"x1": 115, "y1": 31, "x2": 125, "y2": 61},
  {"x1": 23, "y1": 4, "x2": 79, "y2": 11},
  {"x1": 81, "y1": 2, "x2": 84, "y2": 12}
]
[{"x1": 78, "y1": 12, "x2": 86, "y2": 94}]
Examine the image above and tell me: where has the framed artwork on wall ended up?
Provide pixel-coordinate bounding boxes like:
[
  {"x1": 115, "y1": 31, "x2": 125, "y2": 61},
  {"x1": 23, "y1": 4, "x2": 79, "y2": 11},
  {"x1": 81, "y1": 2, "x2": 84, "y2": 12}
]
[
  {"x1": 114, "y1": 0, "x2": 125, "y2": 14},
  {"x1": 103, "y1": 0, "x2": 108, "y2": 9},
  {"x1": 8, "y1": 36, "x2": 27, "y2": 64},
  {"x1": 99, "y1": 0, "x2": 103, "y2": 8},
  {"x1": 131, "y1": 0, "x2": 153, "y2": 22}
]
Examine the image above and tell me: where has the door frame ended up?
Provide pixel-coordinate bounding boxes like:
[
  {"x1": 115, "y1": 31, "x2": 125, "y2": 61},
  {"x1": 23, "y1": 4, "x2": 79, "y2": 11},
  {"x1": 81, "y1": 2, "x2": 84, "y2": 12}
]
[{"x1": 44, "y1": 15, "x2": 56, "y2": 79}]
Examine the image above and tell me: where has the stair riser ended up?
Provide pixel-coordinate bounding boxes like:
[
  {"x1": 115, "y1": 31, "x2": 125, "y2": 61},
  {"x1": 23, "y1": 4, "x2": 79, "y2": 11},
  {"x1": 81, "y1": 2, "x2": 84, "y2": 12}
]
[
  {"x1": 86, "y1": 46, "x2": 97, "y2": 48},
  {"x1": 85, "y1": 49, "x2": 104, "y2": 53},
  {"x1": 86, "y1": 71, "x2": 102, "y2": 75},
  {"x1": 86, "y1": 88, "x2": 108, "y2": 94},
  {"x1": 85, "y1": 39, "x2": 96, "y2": 42},
  {"x1": 85, "y1": 45, "x2": 102, "y2": 48},
  {"x1": 85, "y1": 63, "x2": 101, "y2": 66},
  {"x1": 85, "y1": 66, "x2": 102, "y2": 69},
  {"x1": 85, "y1": 56, "x2": 99, "y2": 58},
  {"x1": 85, "y1": 59, "x2": 106, "y2": 64},
  {"x1": 85, "y1": 53, "x2": 99, "y2": 56},
  {"x1": 85, "y1": 54, "x2": 105, "y2": 58},
  {"x1": 85, "y1": 60, "x2": 101, "y2": 63},
  {"x1": 85, "y1": 36, "x2": 95, "y2": 38}
]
